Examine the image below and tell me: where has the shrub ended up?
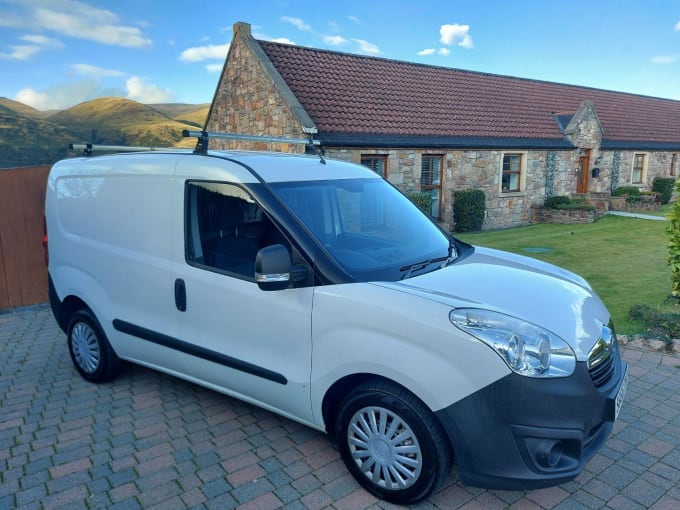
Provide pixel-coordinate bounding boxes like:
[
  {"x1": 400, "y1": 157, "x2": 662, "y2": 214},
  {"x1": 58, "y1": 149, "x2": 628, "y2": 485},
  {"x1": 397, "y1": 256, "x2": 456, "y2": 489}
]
[
  {"x1": 545, "y1": 196, "x2": 595, "y2": 210},
  {"x1": 544, "y1": 195, "x2": 571, "y2": 208},
  {"x1": 629, "y1": 304, "x2": 680, "y2": 339},
  {"x1": 612, "y1": 186, "x2": 640, "y2": 197},
  {"x1": 667, "y1": 179, "x2": 680, "y2": 299},
  {"x1": 453, "y1": 189, "x2": 485, "y2": 232},
  {"x1": 406, "y1": 192, "x2": 433, "y2": 216},
  {"x1": 652, "y1": 177, "x2": 675, "y2": 204}
]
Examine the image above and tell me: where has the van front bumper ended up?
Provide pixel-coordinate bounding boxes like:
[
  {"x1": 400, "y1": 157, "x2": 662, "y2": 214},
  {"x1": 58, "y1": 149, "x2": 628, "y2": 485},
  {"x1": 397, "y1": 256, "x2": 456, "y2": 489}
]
[{"x1": 435, "y1": 355, "x2": 627, "y2": 490}]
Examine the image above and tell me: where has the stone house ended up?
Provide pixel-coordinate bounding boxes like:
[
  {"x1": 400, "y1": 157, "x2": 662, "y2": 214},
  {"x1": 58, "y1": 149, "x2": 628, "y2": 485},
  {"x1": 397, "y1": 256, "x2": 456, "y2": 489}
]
[{"x1": 206, "y1": 22, "x2": 680, "y2": 230}]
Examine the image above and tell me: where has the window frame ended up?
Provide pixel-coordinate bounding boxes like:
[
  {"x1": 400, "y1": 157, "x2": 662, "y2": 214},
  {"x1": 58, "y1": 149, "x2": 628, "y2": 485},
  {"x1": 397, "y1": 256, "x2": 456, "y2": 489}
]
[
  {"x1": 360, "y1": 155, "x2": 388, "y2": 178},
  {"x1": 631, "y1": 153, "x2": 647, "y2": 184},
  {"x1": 421, "y1": 154, "x2": 443, "y2": 220},
  {"x1": 500, "y1": 151, "x2": 527, "y2": 194}
]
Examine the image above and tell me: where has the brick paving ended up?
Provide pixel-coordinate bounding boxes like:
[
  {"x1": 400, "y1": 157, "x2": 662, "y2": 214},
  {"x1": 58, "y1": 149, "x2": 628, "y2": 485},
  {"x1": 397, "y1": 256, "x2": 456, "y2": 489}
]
[{"x1": 1, "y1": 305, "x2": 679, "y2": 510}]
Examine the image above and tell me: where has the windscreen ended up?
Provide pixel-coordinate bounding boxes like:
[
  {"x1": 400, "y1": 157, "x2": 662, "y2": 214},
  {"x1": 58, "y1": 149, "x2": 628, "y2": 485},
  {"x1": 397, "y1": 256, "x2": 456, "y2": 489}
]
[{"x1": 271, "y1": 178, "x2": 455, "y2": 280}]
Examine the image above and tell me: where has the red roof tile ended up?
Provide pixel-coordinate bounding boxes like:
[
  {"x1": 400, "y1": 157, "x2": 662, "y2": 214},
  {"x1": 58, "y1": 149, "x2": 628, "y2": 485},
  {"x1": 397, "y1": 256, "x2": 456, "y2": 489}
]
[{"x1": 258, "y1": 40, "x2": 680, "y2": 146}]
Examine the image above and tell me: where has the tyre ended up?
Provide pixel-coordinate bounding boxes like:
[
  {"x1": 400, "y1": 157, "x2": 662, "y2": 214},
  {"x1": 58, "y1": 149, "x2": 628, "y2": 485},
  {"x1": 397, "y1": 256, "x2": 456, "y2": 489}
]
[
  {"x1": 67, "y1": 309, "x2": 121, "y2": 383},
  {"x1": 335, "y1": 380, "x2": 453, "y2": 504}
]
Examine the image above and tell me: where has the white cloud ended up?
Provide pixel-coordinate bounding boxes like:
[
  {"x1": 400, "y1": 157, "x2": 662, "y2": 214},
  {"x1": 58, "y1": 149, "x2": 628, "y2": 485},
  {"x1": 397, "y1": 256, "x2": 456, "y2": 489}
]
[
  {"x1": 281, "y1": 16, "x2": 311, "y2": 31},
  {"x1": 418, "y1": 48, "x2": 436, "y2": 56},
  {"x1": 324, "y1": 35, "x2": 348, "y2": 46},
  {"x1": 268, "y1": 37, "x2": 295, "y2": 45},
  {"x1": 179, "y1": 43, "x2": 230, "y2": 62},
  {"x1": 206, "y1": 63, "x2": 223, "y2": 73},
  {"x1": 0, "y1": 44, "x2": 41, "y2": 60},
  {"x1": 347, "y1": 16, "x2": 361, "y2": 25},
  {"x1": 34, "y1": 1, "x2": 151, "y2": 47},
  {"x1": 0, "y1": 33, "x2": 62, "y2": 60},
  {"x1": 439, "y1": 48, "x2": 451, "y2": 56},
  {"x1": 70, "y1": 64, "x2": 125, "y2": 78},
  {"x1": 20, "y1": 34, "x2": 58, "y2": 45},
  {"x1": 675, "y1": 21, "x2": 680, "y2": 30},
  {"x1": 5, "y1": 0, "x2": 151, "y2": 47},
  {"x1": 440, "y1": 23, "x2": 474, "y2": 49},
  {"x1": 125, "y1": 76, "x2": 171, "y2": 104},
  {"x1": 15, "y1": 80, "x2": 108, "y2": 110},
  {"x1": 352, "y1": 38, "x2": 380, "y2": 55},
  {"x1": 652, "y1": 55, "x2": 677, "y2": 64}
]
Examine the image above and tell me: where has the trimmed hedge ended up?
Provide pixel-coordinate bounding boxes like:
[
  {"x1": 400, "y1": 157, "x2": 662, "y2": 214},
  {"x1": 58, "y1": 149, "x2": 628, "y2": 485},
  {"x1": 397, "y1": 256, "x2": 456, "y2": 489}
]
[
  {"x1": 545, "y1": 195, "x2": 595, "y2": 210},
  {"x1": 453, "y1": 189, "x2": 485, "y2": 232},
  {"x1": 544, "y1": 195, "x2": 571, "y2": 208},
  {"x1": 652, "y1": 177, "x2": 676, "y2": 204},
  {"x1": 612, "y1": 186, "x2": 640, "y2": 197}
]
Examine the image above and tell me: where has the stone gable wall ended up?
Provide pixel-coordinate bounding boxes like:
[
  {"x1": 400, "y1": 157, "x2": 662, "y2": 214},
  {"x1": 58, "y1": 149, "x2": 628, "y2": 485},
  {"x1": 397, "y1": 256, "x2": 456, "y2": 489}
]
[{"x1": 206, "y1": 34, "x2": 307, "y2": 153}]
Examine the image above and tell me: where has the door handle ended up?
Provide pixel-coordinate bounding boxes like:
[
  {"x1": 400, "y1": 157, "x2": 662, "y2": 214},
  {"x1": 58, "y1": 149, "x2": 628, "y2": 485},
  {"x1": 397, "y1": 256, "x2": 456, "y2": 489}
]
[{"x1": 175, "y1": 279, "x2": 186, "y2": 312}]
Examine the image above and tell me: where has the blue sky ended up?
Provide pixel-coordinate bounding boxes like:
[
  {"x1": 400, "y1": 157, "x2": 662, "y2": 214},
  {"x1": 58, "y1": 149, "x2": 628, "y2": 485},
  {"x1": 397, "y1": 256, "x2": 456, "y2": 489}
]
[{"x1": 1, "y1": 0, "x2": 680, "y2": 110}]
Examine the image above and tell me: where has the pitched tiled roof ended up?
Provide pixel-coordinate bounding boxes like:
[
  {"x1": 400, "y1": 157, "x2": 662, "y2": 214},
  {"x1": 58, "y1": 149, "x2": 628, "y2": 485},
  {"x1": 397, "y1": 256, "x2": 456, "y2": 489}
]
[{"x1": 258, "y1": 40, "x2": 680, "y2": 149}]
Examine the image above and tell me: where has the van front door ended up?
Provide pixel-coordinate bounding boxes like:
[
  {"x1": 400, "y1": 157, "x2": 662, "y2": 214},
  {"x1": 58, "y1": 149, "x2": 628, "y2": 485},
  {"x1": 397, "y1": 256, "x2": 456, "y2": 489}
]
[{"x1": 173, "y1": 180, "x2": 315, "y2": 425}]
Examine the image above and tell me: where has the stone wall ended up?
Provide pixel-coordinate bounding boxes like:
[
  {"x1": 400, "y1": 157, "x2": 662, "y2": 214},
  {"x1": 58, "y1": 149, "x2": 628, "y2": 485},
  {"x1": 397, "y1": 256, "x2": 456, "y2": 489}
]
[
  {"x1": 205, "y1": 26, "x2": 308, "y2": 153},
  {"x1": 531, "y1": 207, "x2": 598, "y2": 224}
]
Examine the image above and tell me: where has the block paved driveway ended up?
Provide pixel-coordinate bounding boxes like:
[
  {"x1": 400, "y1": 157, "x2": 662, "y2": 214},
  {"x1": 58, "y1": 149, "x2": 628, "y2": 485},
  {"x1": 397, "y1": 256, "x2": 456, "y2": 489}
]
[{"x1": 1, "y1": 306, "x2": 679, "y2": 510}]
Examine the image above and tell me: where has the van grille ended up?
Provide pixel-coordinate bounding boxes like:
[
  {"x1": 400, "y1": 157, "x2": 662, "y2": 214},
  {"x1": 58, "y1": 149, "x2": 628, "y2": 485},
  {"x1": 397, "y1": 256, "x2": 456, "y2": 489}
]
[{"x1": 587, "y1": 326, "x2": 616, "y2": 388}]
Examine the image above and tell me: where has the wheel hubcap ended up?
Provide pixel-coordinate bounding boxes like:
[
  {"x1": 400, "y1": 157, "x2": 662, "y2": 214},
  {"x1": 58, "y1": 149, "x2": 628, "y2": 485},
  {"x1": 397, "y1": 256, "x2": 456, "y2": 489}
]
[
  {"x1": 71, "y1": 322, "x2": 101, "y2": 374},
  {"x1": 347, "y1": 406, "x2": 422, "y2": 490}
]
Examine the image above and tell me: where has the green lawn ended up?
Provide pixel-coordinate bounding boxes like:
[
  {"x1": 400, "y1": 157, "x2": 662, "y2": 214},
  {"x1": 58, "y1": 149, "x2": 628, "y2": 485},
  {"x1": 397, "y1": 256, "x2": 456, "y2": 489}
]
[{"x1": 455, "y1": 215, "x2": 675, "y2": 335}]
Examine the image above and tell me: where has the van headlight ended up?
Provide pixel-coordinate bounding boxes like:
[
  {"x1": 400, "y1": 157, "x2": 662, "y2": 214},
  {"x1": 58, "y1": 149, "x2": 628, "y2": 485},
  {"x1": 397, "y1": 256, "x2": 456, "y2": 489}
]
[{"x1": 450, "y1": 308, "x2": 575, "y2": 378}]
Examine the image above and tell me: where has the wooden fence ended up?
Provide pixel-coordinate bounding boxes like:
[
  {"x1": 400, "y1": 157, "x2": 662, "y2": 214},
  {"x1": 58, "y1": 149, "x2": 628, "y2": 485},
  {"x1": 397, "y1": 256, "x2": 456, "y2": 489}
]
[{"x1": 0, "y1": 166, "x2": 51, "y2": 310}]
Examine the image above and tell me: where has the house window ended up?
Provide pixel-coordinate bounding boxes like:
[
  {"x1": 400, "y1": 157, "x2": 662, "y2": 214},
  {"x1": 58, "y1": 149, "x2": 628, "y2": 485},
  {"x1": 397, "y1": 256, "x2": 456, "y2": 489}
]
[
  {"x1": 671, "y1": 153, "x2": 678, "y2": 177},
  {"x1": 632, "y1": 153, "x2": 646, "y2": 184},
  {"x1": 421, "y1": 155, "x2": 443, "y2": 219},
  {"x1": 361, "y1": 155, "x2": 387, "y2": 178},
  {"x1": 501, "y1": 153, "x2": 524, "y2": 192}
]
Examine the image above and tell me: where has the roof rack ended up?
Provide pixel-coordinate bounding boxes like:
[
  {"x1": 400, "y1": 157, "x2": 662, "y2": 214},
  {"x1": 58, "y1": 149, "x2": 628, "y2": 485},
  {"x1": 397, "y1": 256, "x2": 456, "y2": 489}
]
[
  {"x1": 182, "y1": 130, "x2": 325, "y2": 164},
  {"x1": 69, "y1": 143, "x2": 180, "y2": 156},
  {"x1": 68, "y1": 131, "x2": 326, "y2": 164}
]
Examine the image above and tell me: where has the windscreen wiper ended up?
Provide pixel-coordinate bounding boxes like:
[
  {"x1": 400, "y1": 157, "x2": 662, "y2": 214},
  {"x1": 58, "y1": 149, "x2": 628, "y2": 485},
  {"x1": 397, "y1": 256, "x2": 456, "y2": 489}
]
[{"x1": 400, "y1": 255, "x2": 451, "y2": 280}]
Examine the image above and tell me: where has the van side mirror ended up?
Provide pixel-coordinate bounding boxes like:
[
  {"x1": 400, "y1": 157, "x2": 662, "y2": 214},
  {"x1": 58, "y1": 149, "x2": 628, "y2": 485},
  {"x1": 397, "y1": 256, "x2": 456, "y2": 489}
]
[{"x1": 255, "y1": 244, "x2": 293, "y2": 291}]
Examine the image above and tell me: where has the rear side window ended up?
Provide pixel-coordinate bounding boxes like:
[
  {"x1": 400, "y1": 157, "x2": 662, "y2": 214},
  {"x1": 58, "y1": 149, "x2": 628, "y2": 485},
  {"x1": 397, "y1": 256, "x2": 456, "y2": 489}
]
[{"x1": 185, "y1": 181, "x2": 288, "y2": 278}]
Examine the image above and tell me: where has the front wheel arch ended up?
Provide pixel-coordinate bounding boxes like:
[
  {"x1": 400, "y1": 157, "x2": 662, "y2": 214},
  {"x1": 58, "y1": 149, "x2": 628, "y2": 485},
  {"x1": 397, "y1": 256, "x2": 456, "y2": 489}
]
[{"x1": 333, "y1": 378, "x2": 453, "y2": 504}]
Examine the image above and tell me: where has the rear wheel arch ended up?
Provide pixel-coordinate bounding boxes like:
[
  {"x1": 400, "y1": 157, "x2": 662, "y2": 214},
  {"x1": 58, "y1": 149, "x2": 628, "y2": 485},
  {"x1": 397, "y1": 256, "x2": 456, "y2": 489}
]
[{"x1": 66, "y1": 307, "x2": 121, "y2": 383}]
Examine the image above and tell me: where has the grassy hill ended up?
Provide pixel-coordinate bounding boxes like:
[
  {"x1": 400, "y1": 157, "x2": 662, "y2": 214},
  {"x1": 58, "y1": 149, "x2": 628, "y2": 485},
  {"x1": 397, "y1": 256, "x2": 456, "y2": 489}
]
[
  {"x1": 0, "y1": 97, "x2": 208, "y2": 168},
  {"x1": 0, "y1": 104, "x2": 72, "y2": 167}
]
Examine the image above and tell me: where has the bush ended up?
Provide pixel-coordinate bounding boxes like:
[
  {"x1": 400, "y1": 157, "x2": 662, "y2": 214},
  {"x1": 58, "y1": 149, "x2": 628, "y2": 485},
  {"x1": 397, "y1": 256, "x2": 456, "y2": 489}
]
[
  {"x1": 629, "y1": 304, "x2": 680, "y2": 339},
  {"x1": 545, "y1": 195, "x2": 595, "y2": 210},
  {"x1": 612, "y1": 186, "x2": 640, "y2": 197},
  {"x1": 406, "y1": 192, "x2": 433, "y2": 216},
  {"x1": 652, "y1": 177, "x2": 675, "y2": 204},
  {"x1": 453, "y1": 189, "x2": 485, "y2": 232},
  {"x1": 544, "y1": 195, "x2": 571, "y2": 208},
  {"x1": 667, "y1": 179, "x2": 680, "y2": 299}
]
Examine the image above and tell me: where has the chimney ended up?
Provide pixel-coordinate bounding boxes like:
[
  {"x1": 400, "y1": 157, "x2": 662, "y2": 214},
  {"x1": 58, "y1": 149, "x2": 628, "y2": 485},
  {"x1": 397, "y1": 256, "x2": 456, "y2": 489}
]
[{"x1": 234, "y1": 22, "x2": 251, "y2": 37}]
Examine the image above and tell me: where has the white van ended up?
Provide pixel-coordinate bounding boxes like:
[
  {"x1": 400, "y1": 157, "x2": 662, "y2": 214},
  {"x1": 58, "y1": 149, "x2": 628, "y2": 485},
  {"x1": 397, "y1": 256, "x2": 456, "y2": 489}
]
[{"x1": 45, "y1": 134, "x2": 627, "y2": 504}]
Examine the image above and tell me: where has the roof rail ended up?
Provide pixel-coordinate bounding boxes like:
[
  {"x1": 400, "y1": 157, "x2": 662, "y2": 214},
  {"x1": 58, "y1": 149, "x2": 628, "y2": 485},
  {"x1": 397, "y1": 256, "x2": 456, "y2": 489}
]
[
  {"x1": 182, "y1": 130, "x2": 325, "y2": 164},
  {"x1": 69, "y1": 143, "x2": 179, "y2": 156}
]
